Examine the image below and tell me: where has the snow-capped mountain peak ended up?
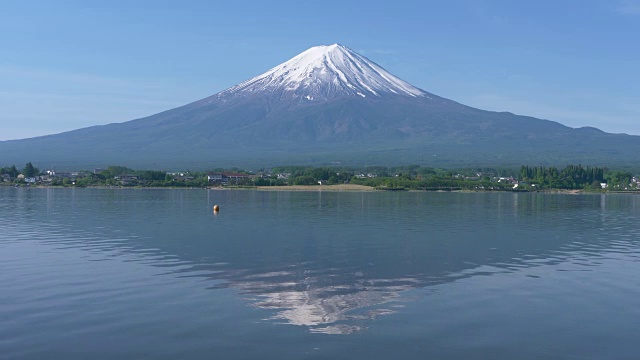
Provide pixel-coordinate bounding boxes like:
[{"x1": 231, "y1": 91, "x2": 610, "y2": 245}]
[{"x1": 219, "y1": 44, "x2": 426, "y2": 100}]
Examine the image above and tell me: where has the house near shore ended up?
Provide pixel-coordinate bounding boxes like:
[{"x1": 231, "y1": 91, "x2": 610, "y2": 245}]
[
  {"x1": 355, "y1": 173, "x2": 377, "y2": 179},
  {"x1": 50, "y1": 171, "x2": 79, "y2": 179},
  {"x1": 497, "y1": 177, "x2": 517, "y2": 184},
  {"x1": 207, "y1": 172, "x2": 250, "y2": 185},
  {"x1": 38, "y1": 175, "x2": 51, "y2": 183},
  {"x1": 114, "y1": 175, "x2": 139, "y2": 186}
]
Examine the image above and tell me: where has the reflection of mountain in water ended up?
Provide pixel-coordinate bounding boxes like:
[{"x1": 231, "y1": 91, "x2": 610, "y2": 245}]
[
  {"x1": 21, "y1": 189, "x2": 640, "y2": 334},
  {"x1": 229, "y1": 269, "x2": 419, "y2": 334}
]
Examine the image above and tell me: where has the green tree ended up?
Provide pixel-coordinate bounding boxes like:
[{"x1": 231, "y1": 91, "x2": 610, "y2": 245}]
[
  {"x1": 75, "y1": 177, "x2": 93, "y2": 187},
  {"x1": 138, "y1": 170, "x2": 166, "y2": 181},
  {"x1": 23, "y1": 162, "x2": 39, "y2": 177},
  {"x1": 0, "y1": 165, "x2": 19, "y2": 177},
  {"x1": 293, "y1": 176, "x2": 317, "y2": 185}
]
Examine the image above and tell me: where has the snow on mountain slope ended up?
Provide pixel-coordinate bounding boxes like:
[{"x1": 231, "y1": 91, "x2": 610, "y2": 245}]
[{"x1": 218, "y1": 44, "x2": 426, "y2": 101}]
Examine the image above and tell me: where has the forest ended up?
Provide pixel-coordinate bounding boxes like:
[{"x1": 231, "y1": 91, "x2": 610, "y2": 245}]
[{"x1": 2, "y1": 163, "x2": 637, "y2": 191}]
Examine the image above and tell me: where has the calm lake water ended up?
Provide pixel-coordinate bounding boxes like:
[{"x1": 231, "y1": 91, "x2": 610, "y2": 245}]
[{"x1": 1, "y1": 188, "x2": 640, "y2": 359}]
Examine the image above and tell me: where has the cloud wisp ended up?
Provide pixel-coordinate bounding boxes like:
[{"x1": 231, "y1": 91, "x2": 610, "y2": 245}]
[{"x1": 615, "y1": 0, "x2": 640, "y2": 15}]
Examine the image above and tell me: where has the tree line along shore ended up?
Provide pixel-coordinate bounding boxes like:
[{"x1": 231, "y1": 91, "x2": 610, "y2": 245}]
[{"x1": 1, "y1": 163, "x2": 639, "y2": 192}]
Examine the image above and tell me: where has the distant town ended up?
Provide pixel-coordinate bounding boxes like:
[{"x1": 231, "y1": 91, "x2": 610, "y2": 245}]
[{"x1": 1, "y1": 162, "x2": 638, "y2": 192}]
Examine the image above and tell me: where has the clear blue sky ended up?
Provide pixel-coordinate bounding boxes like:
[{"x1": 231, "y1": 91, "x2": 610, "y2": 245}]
[{"x1": 1, "y1": 0, "x2": 639, "y2": 140}]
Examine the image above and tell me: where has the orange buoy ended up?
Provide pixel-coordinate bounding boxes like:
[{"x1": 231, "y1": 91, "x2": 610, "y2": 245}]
[{"x1": 213, "y1": 204, "x2": 220, "y2": 212}]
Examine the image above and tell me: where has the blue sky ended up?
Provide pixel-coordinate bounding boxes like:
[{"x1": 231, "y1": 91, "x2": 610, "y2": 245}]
[{"x1": 1, "y1": 0, "x2": 639, "y2": 140}]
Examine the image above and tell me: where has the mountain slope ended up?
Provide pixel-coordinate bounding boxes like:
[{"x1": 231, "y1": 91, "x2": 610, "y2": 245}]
[{"x1": 1, "y1": 44, "x2": 638, "y2": 169}]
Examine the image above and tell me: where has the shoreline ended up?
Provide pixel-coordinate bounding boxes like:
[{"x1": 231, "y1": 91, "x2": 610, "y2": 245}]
[
  {"x1": 2, "y1": 184, "x2": 636, "y2": 194},
  {"x1": 255, "y1": 184, "x2": 375, "y2": 192}
]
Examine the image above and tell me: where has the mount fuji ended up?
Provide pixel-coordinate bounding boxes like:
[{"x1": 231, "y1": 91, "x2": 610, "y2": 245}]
[
  {"x1": 219, "y1": 44, "x2": 425, "y2": 100},
  {"x1": 1, "y1": 44, "x2": 638, "y2": 169}
]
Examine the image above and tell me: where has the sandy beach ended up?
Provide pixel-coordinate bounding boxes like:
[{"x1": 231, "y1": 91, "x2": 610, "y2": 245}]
[{"x1": 255, "y1": 184, "x2": 375, "y2": 192}]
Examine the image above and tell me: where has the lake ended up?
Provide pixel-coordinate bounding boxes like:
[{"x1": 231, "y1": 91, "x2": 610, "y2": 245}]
[{"x1": 1, "y1": 188, "x2": 639, "y2": 359}]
